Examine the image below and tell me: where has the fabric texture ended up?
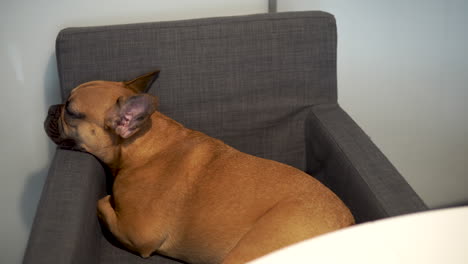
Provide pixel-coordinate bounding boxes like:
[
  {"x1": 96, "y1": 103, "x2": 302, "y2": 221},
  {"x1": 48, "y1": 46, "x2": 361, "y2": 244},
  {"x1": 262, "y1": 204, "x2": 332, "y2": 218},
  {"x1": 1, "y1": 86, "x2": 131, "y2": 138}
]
[
  {"x1": 23, "y1": 149, "x2": 106, "y2": 264},
  {"x1": 305, "y1": 104, "x2": 427, "y2": 223},
  {"x1": 26, "y1": 11, "x2": 427, "y2": 264},
  {"x1": 56, "y1": 11, "x2": 337, "y2": 171}
]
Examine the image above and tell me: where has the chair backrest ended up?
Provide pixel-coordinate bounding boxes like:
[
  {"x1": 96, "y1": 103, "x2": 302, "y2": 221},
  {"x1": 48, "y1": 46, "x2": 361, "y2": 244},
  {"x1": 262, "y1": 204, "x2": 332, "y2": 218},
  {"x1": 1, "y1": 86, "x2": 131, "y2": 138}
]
[{"x1": 56, "y1": 11, "x2": 337, "y2": 170}]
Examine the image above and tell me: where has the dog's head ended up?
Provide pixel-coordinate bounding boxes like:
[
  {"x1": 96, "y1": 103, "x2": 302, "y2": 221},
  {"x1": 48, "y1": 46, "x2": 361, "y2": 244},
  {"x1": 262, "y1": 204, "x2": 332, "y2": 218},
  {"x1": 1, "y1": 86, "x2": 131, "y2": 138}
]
[{"x1": 44, "y1": 70, "x2": 159, "y2": 164}]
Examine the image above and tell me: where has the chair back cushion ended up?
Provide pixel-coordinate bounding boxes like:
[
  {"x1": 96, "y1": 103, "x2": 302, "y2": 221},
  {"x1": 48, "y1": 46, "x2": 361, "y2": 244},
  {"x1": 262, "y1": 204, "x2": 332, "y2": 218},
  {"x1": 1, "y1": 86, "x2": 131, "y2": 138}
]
[{"x1": 56, "y1": 11, "x2": 337, "y2": 170}]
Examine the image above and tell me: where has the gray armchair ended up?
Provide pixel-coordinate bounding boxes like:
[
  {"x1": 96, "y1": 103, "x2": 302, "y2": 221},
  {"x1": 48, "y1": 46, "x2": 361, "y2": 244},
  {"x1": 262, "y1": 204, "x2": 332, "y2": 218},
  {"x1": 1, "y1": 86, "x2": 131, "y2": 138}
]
[{"x1": 24, "y1": 11, "x2": 427, "y2": 264}]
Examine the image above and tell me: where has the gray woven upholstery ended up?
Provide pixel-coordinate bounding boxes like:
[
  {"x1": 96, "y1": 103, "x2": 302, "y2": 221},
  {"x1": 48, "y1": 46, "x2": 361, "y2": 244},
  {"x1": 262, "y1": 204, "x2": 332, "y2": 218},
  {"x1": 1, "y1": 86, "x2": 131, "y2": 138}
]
[
  {"x1": 23, "y1": 149, "x2": 105, "y2": 264},
  {"x1": 25, "y1": 11, "x2": 427, "y2": 264},
  {"x1": 305, "y1": 104, "x2": 427, "y2": 223},
  {"x1": 55, "y1": 11, "x2": 337, "y2": 171}
]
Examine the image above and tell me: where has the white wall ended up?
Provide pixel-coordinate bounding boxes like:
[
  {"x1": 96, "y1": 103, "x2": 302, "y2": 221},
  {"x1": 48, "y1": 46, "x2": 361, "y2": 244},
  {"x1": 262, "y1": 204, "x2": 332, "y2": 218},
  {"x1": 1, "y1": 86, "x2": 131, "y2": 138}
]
[
  {"x1": 0, "y1": 1, "x2": 266, "y2": 263},
  {"x1": 279, "y1": 0, "x2": 468, "y2": 208}
]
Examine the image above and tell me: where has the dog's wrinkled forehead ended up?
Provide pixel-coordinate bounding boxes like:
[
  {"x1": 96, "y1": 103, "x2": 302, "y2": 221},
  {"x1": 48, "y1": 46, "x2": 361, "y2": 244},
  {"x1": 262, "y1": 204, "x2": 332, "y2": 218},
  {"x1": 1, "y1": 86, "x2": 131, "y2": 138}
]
[
  {"x1": 71, "y1": 81, "x2": 134, "y2": 97},
  {"x1": 67, "y1": 70, "x2": 160, "y2": 103},
  {"x1": 68, "y1": 81, "x2": 136, "y2": 112}
]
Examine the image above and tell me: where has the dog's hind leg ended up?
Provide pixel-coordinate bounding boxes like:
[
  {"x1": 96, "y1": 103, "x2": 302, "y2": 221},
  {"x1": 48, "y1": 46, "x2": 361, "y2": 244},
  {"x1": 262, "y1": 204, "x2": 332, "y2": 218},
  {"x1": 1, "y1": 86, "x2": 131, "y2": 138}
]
[{"x1": 221, "y1": 197, "x2": 353, "y2": 264}]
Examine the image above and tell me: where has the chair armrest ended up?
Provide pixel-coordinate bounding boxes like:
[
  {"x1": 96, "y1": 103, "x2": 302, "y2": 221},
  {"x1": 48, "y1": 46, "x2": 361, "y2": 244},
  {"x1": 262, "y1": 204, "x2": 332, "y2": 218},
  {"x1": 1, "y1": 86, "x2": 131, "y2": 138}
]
[
  {"x1": 305, "y1": 104, "x2": 427, "y2": 223},
  {"x1": 23, "y1": 148, "x2": 107, "y2": 264}
]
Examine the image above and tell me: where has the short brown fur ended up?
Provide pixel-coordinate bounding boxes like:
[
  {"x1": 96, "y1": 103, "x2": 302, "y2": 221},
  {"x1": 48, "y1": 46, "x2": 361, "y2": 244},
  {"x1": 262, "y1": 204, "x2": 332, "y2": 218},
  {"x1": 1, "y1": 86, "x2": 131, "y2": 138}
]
[{"x1": 45, "y1": 71, "x2": 354, "y2": 264}]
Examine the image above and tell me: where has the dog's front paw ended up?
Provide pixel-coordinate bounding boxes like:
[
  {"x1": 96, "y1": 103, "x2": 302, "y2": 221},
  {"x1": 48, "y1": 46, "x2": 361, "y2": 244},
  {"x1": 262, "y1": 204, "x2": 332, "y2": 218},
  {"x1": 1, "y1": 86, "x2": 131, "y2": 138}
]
[{"x1": 97, "y1": 195, "x2": 112, "y2": 220}]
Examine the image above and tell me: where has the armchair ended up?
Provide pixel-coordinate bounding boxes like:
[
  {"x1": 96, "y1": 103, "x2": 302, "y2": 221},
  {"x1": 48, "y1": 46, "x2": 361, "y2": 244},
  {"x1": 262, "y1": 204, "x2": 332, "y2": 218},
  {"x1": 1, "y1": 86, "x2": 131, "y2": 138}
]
[{"x1": 24, "y1": 11, "x2": 427, "y2": 264}]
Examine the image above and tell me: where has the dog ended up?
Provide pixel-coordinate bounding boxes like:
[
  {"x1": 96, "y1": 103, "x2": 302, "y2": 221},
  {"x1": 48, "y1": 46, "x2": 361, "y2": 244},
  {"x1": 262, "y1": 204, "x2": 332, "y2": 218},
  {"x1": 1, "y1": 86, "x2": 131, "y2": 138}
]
[{"x1": 44, "y1": 70, "x2": 354, "y2": 264}]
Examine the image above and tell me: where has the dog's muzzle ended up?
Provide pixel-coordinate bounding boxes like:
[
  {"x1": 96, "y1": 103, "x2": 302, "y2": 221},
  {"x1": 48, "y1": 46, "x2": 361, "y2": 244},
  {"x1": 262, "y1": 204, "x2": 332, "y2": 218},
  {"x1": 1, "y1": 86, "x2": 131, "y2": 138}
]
[
  {"x1": 44, "y1": 104, "x2": 81, "y2": 150},
  {"x1": 44, "y1": 104, "x2": 63, "y2": 144}
]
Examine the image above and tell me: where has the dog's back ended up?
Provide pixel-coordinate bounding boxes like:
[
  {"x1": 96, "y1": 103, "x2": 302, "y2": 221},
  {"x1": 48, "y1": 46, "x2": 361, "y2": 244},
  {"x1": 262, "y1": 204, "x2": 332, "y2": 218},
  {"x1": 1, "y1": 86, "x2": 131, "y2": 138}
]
[{"x1": 112, "y1": 113, "x2": 354, "y2": 263}]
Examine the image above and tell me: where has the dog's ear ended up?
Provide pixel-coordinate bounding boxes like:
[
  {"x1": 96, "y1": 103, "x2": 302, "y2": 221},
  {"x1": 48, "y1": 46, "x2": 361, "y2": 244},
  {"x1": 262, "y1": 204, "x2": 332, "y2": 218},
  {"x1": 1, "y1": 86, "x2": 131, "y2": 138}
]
[
  {"x1": 105, "y1": 94, "x2": 158, "y2": 139},
  {"x1": 123, "y1": 70, "x2": 160, "y2": 93}
]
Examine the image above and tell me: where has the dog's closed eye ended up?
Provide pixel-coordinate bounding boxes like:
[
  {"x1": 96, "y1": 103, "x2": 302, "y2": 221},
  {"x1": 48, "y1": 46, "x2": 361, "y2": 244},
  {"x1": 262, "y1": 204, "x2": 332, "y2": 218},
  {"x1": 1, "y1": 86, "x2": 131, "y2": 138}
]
[{"x1": 65, "y1": 100, "x2": 85, "y2": 119}]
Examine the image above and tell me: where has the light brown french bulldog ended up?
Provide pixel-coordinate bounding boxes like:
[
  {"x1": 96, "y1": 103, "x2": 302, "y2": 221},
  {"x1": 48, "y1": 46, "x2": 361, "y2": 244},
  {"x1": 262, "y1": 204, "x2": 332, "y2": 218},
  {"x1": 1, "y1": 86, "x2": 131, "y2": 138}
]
[{"x1": 44, "y1": 70, "x2": 354, "y2": 264}]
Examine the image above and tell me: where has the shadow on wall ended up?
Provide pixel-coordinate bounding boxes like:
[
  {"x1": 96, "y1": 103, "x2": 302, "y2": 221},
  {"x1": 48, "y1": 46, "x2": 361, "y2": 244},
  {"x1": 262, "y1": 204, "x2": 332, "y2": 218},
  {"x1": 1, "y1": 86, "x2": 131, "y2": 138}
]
[{"x1": 21, "y1": 52, "x2": 61, "y2": 229}]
